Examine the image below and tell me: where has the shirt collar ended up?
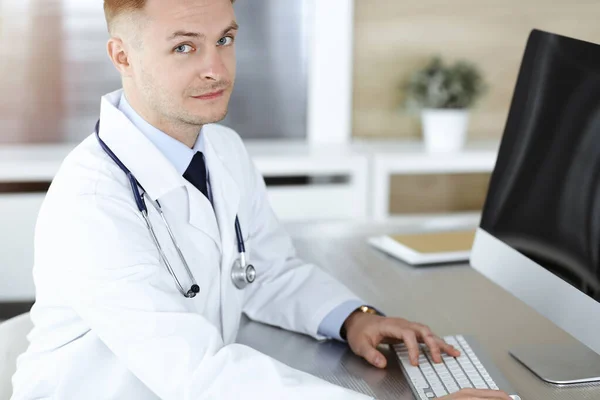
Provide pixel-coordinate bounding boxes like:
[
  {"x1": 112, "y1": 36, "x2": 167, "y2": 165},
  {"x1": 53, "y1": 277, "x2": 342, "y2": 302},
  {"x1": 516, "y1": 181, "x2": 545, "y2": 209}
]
[{"x1": 117, "y1": 92, "x2": 205, "y2": 175}]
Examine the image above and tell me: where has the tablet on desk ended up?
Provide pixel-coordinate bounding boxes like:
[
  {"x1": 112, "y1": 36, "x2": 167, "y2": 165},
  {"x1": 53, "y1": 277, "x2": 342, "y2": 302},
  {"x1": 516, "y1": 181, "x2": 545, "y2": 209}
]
[{"x1": 368, "y1": 230, "x2": 476, "y2": 265}]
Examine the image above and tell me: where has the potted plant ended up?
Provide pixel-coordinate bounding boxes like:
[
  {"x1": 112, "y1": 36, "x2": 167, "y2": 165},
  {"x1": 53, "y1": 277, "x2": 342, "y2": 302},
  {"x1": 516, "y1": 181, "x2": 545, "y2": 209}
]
[{"x1": 404, "y1": 57, "x2": 487, "y2": 153}]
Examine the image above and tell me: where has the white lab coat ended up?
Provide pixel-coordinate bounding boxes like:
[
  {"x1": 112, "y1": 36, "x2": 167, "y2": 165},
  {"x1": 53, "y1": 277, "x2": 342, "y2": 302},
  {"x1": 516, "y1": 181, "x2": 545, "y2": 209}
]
[{"x1": 11, "y1": 90, "x2": 372, "y2": 400}]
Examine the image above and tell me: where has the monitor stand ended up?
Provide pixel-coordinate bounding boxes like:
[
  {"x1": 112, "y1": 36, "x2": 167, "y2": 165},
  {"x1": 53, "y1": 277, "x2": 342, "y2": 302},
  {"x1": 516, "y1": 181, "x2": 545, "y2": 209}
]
[{"x1": 510, "y1": 342, "x2": 600, "y2": 384}]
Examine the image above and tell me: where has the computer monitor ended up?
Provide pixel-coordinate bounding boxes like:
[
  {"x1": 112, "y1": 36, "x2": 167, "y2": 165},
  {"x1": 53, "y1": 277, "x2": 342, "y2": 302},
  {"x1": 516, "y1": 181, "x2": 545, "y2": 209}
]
[{"x1": 471, "y1": 29, "x2": 600, "y2": 385}]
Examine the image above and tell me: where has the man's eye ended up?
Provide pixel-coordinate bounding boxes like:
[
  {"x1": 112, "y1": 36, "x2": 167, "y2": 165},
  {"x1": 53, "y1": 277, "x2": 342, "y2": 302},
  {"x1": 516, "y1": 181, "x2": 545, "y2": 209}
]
[
  {"x1": 217, "y1": 36, "x2": 234, "y2": 46},
  {"x1": 174, "y1": 44, "x2": 194, "y2": 54}
]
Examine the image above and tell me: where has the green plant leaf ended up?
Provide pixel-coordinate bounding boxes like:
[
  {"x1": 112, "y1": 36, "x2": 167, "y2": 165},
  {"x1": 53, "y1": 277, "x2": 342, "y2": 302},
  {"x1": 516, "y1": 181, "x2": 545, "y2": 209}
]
[{"x1": 403, "y1": 57, "x2": 487, "y2": 110}]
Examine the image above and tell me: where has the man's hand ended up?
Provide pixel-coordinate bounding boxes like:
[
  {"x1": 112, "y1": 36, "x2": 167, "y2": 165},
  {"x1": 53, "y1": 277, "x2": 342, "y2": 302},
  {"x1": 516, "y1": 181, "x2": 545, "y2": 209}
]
[
  {"x1": 343, "y1": 313, "x2": 515, "y2": 399},
  {"x1": 343, "y1": 312, "x2": 460, "y2": 369}
]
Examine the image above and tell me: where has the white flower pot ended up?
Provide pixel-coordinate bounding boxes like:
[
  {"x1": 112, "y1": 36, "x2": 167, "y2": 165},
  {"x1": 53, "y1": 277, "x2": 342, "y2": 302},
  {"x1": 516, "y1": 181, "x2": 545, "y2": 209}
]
[{"x1": 421, "y1": 109, "x2": 470, "y2": 153}]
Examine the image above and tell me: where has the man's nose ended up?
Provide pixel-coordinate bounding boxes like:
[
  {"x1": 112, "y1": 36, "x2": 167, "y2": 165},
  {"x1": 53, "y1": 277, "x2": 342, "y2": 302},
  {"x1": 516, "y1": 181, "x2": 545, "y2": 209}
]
[{"x1": 199, "y1": 48, "x2": 228, "y2": 81}]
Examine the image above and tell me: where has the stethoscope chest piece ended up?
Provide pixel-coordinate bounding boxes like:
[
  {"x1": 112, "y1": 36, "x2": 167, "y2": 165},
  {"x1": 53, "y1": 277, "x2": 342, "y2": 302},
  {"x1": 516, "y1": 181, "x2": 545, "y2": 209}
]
[{"x1": 231, "y1": 259, "x2": 256, "y2": 290}]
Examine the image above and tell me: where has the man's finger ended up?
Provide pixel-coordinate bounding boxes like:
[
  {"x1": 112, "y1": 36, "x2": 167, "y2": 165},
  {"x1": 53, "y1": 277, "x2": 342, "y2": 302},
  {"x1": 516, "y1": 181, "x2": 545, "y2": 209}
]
[
  {"x1": 436, "y1": 337, "x2": 461, "y2": 358},
  {"x1": 352, "y1": 336, "x2": 388, "y2": 369},
  {"x1": 364, "y1": 346, "x2": 388, "y2": 369},
  {"x1": 400, "y1": 330, "x2": 420, "y2": 366},
  {"x1": 380, "y1": 322, "x2": 421, "y2": 366},
  {"x1": 414, "y1": 324, "x2": 442, "y2": 363}
]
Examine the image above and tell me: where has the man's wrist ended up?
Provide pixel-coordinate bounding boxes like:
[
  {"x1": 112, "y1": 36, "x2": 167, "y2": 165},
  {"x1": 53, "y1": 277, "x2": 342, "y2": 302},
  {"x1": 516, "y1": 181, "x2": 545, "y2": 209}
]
[{"x1": 340, "y1": 305, "x2": 383, "y2": 340}]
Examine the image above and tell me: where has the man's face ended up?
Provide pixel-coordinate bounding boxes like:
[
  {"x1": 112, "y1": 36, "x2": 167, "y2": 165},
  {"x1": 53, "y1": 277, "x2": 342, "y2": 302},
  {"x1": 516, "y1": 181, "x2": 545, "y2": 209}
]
[{"x1": 129, "y1": 0, "x2": 237, "y2": 127}]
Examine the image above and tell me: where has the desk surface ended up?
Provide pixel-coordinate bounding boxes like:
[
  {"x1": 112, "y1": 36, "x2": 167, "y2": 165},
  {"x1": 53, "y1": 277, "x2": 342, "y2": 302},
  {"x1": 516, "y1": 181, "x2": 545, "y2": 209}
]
[{"x1": 237, "y1": 221, "x2": 600, "y2": 400}]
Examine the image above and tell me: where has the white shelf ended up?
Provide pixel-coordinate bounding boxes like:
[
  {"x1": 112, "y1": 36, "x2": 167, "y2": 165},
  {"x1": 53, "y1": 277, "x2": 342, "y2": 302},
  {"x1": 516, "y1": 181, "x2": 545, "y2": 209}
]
[
  {"x1": 0, "y1": 139, "x2": 500, "y2": 221},
  {"x1": 353, "y1": 140, "x2": 500, "y2": 220},
  {"x1": 352, "y1": 139, "x2": 499, "y2": 172},
  {"x1": 0, "y1": 140, "x2": 369, "y2": 182},
  {"x1": 244, "y1": 140, "x2": 368, "y2": 176},
  {"x1": 0, "y1": 144, "x2": 76, "y2": 182}
]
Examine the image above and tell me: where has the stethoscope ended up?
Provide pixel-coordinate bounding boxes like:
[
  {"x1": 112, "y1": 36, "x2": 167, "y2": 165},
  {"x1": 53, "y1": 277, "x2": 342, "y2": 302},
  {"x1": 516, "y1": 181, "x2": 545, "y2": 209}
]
[{"x1": 94, "y1": 120, "x2": 256, "y2": 298}]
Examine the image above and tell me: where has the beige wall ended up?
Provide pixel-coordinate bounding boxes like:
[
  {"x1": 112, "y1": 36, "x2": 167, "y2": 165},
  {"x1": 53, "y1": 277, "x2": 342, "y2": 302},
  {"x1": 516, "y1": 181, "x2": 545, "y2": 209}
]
[
  {"x1": 353, "y1": 0, "x2": 600, "y2": 214},
  {"x1": 352, "y1": 0, "x2": 600, "y2": 140}
]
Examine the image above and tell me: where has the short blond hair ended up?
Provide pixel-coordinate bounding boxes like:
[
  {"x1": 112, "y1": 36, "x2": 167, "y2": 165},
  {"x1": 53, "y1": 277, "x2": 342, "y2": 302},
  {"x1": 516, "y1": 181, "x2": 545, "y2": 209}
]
[{"x1": 104, "y1": 0, "x2": 236, "y2": 34}]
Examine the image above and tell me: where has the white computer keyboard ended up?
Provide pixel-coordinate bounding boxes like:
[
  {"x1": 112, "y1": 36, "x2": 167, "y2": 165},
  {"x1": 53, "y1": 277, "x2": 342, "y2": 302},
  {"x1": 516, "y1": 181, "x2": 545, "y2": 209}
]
[{"x1": 394, "y1": 335, "x2": 521, "y2": 399}]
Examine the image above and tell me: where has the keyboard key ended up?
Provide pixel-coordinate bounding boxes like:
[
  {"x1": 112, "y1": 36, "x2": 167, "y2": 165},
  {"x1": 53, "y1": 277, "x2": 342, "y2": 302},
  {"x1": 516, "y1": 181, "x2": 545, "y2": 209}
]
[
  {"x1": 412, "y1": 379, "x2": 429, "y2": 389},
  {"x1": 415, "y1": 388, "x2": 430, "y2": 400},
  {"x1": 431, "y1": 385, "x2": 448, "y2": 397},
  {"x1": 445, "y1": 383, "x2": 460, "y2": 393},
  {"x1": 458, "y1": 381, "x2": 473, "y2": 389}
]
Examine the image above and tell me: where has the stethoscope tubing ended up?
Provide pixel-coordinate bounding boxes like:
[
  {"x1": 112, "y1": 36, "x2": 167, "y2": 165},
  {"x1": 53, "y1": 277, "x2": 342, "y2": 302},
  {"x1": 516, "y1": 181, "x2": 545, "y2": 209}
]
[{"x1": 94, "y1": 119, "x2": 253, "y2": 298}]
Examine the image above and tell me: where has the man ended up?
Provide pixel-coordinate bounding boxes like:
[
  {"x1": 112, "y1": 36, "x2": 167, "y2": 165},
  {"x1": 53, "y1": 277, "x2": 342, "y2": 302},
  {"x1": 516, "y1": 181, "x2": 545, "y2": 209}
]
[{"x1": 11, "y1": 1, "x2": 511, "y2": 399}]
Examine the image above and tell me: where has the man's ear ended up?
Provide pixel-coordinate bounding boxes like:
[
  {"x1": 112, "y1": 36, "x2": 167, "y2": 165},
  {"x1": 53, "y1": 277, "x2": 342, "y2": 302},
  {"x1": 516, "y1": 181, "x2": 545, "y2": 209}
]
[{"x1": 107, "y1": 36, "x2": 133, "y2": 77}]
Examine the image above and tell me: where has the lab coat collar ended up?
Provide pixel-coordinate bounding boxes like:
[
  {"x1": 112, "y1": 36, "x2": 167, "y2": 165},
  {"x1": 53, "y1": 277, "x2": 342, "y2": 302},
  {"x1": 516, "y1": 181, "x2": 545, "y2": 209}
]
[
  {"x1": 185, "y1": 131, "x2": 242, "y2": 255},
  {"x1": 98, "y1": 90, "x2": 221, "y2": 248},
  {"x1": 202, "y1": 132, "x2": 241, "y2": 253},
  {"x1": 98, "y1": 89, "x2": 240, "y2": 253},
  {"x1": 117, "y1": 92, "x2": 205, "y2": 175},
  {"x1": 99, "y1": 89, "x2": 185, "y2": 202}
]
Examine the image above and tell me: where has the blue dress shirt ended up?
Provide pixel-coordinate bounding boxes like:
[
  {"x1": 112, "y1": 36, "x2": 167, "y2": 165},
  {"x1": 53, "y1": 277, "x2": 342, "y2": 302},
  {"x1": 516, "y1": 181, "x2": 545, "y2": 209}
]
[{"x1": 117, "y1": 92, "x2": 364, "y2": 341}]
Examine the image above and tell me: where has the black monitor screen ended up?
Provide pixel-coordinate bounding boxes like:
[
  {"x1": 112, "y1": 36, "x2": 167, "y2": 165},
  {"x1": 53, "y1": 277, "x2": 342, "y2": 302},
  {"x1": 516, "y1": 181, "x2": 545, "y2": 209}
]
[{"x1": 481, "y1": 30, "x2": 600, "y2": 301}]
